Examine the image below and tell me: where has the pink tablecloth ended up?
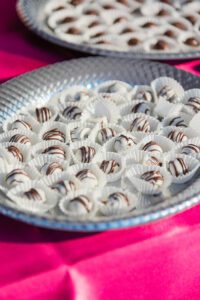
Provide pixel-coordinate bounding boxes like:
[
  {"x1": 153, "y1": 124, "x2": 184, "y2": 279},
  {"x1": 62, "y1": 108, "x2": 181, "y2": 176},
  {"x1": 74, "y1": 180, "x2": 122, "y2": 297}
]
[{"x1": 1, "y1": 1, "x2": 200, "y2": 299}]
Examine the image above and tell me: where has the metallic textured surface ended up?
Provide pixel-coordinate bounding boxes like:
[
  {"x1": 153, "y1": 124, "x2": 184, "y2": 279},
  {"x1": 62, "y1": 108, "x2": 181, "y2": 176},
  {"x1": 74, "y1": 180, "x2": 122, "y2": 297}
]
[
  {"x1": 0, "y1": 57, "x2": 200, "y2": 231},
  {"x1": 17, "y1": 0, "x2": 200, "y2": 61}
]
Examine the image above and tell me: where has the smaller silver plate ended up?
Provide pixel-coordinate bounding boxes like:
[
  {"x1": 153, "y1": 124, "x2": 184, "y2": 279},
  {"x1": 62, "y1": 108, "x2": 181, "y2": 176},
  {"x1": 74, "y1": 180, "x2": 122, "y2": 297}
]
[
  {"x1": 0, "y1": 57, "x2": 200, "y2": 231},
  {"x1": 17, "y1": 0, "x2": 200, "y2": 61}
]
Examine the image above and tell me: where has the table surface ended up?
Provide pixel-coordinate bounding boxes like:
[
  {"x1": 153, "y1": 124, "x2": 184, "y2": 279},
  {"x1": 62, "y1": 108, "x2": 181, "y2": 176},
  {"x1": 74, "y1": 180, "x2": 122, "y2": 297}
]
[{"x1": 1, "y1": 1, "x2": 200, "y2": 299}]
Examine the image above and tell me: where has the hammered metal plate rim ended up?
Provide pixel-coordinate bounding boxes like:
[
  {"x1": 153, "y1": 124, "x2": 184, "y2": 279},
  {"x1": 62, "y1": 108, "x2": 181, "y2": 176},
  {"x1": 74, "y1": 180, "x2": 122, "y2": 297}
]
[{"x1": 0, "y1": 56, "x2": 200, "y2": 232}]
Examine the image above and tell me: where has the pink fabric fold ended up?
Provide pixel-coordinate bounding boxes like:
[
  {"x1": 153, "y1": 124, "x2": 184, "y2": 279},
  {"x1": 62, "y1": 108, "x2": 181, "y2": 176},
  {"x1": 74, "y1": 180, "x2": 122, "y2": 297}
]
[{"x1": 1, "y1": 1, "x2": 200, "y2": 299}]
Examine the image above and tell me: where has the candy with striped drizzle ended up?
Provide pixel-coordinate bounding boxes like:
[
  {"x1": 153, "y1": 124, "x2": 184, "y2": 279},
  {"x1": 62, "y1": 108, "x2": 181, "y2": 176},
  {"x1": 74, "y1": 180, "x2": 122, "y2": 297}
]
[
  {"x1": 75, "y1": 146, "x2": 96, "y2": 163},
  {"x1": 51, "y1": 180, "x2": 76, "y2": 195},
  {"x1": 40, "y1": 161, "x2": 63, "y2": 175},
  {"x1": 168, "y1": 157, "x2": 188, "y2": 177},
  {"x1": 167, "y1": 130, "x2": 187, "y2": 143},
  {"x1": 6, "y1": 169, "x2": 30, "y2": 187},
  {"x1": 131, "y1": 102, "x2": 150, "y2": 114},
  {"x1": 9, "y1": 134, "x2": 31, "y2": 145},
  {"x1": 6, "y1": 145, "x2": 23, "y2": 162},
  {"x1": 130, "y1": 117, "x2": 150, "y2": 132},
  {"x1": 24, "y1": 188, "x2": 45, "y2": 202},
  {"x1": 42, "y1": 145, "x2": 66, "y2": 159},
  {"x1": 158, "y1": 85, "x2": 178, "y2": 103},
  {"x1": 97, "y1": 127, "x2": 117, "y2": 144},
  {"x1": 100, "y1": 159, "x2": 120, "y2": 174},
  {"x1": 185, "y1": 97, "x2": 200, "y2": 113},
  {"x1": 141, "y1": 170, "x2": 164, "y2": 187},
  {"x1": 62, "y1": 105, "x2": 82, "y2": 120},
  {"x1": 181, "y1": 143, "x2": 200, "y2": 155},
  {"x1": 142, "y1": 141, "x2": 163, "y2": 154},
  {"x1": 42, "y1": 128, "x2": 65, "y2": 142},
  {"x1": 168, "y1": 116, "x2": 187, "y2": 127},
  {"x1": 114, "y1": 134, "x2": 136, "y2": 152},
  {"x1": 76, "y1": 169, "x2": 98, "y2": 187},
  {"x1": 11, "y1": 120, "x2": 32, "y2": 131},
  {"x1": 135, "y1": 90, "x2": 154, "y2": 102},
  {"x1": 36, "y1": 107, "x2": 52, "y2": 123},
  {"x1": 67, "y1": 195, "x2": 92, "y2": 215},
  {"x1": 102, "y1": 192, "x2": 130, "y2": 209}
]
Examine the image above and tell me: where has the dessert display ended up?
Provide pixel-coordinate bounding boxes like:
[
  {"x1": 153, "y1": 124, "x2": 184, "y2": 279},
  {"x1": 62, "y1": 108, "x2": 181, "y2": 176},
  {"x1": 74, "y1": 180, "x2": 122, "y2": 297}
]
[
  {"x1": 1, "y1": 77, "x2": 200, "y2": 220},
  {"x1": 43, "y1": 0, "x2": 200, "y2": 54}
]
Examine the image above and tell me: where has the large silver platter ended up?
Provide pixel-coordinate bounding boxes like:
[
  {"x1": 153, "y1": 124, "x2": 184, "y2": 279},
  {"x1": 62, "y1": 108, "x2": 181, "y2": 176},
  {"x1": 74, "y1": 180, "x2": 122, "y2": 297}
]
[
  {"x1": 17, "y1": 0, "x2": 200, "y2": 61},
  {"x1": 0, "y1": 57, "x2": 200, "y2": 231}
]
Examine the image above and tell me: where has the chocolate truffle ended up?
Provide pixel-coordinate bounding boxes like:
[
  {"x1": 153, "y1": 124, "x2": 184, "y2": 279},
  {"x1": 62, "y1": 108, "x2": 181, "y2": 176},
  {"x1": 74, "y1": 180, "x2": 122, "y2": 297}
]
[
  {"x1": 70, "y1": 0, "x2": 83, "y2": 6},
  {"x1": 91, "y1": 31, "x2": 106, "y2": 38},
  {"x1": 11, "y1": 119, "x2": 32, "y2": 131},
  {"x1": 163, "y1": 29, "x2": 176, "y2": 38},
  {"x1": 129, "y1": 117, "x2": 150, "y2": 133},
  {"x1": 185, "y1": 97, "x2": 200, "y2": 113},
  {"x1": 66, "y1": 27, "x2": 81, "y2": 35},
  {"x1": 157, "y1": 9, "x2": 170, "y2": 16},
  {"x1": 131, "y1": 102, "x2": 150, "y2": 114},
  {"x1": 6, "y1": 145, "x2": 23, "y2": 162},
  {"x1": 181, "y1": 144, "x2": 200, "y2": 155},
  {"x1": 184, "y1": 15, "x2": 197, "y2": 25},
  {"x1": 171, "y1": 21, "x2": 187, "y2": 30},
  {"x1": 97, "y1": 127, "x2": 116, "y2": 144},
  {"x1": 6, "y1": 169, "x2": 30, "y2": 187},
  {"x1": 88, "y1": 21, "x2": 101, "y2": 28},
  {"x1": 142, "y1": 22, "x2": 157, "y2": 28},
  {"x1": 62, "y1": 105, "x2": 82, "y2": 120},
  {"x1": 100, "y1": 159, "x2": 120, "y2": 174},
  {"x1": 84, "y1": 9, "x2": 99, "y2": 16},
  {"x1": 9, "y1": 134, "x2": 31, "y2": 145},
  {"x1": 70, "y1": 127, "x2": 91, "y2": 142},
  {"x1": 42, "y1": 128, "x2": 65, "y2": 143},
  {"x1": 168, "y1": 157, "x2": 188, "y2": 176},
  {"x1": 36, "y1": 107, "x2": 52, "y2": 123},
  {"x1": 121, "y1": 27, "x2": 134, "y2": 34},
  {"x1": 24, "y1": 188, "x2": 45, "y2": 202},
  {"x1": 67, "y1": 195, "x2": 92, "y2": 214},
  {"x1": 168, "y1": 116, "x2": 187, "y2": 127},
  {"x1": 52, "y1": 180, "x2": 76, "y2": 195},
  {"x1": 42, "y1": 145, "x2": 66, "y2": 159},
  {"x1": 158, "y1": 85, "x2": 177, "y2": 103},
  {"x1": 113, "y1": 134, "x2": 136, "y2": 152},
  {"x1": 142, "y1": 141, "x2": 163, "y2": 154},
  {"x1": 128, "y1": 38, "x2": 140, "y2": 46},
  {"x1": 113, "y1": 16, "x2": 127, "y2": 24},
  {"x1": 76, "y1": 169, "x2": 98, "y2": 187},
  {"x1": 40, "y1": 161, "x2": 63, "y2": 175},
  {"x1": 141, "y1": 170, "x2": 164, "y2": 187},
  {"x1": 57, "y1": 16, "x2": 77, "y2": 25},
  {"x1": 167, "y1": 130, "x2": 187, "y2": 143},
  {"x1": 143, "y1": 156, "x2": 162, "y2": 167},
  {"x1": 75, "y1": 146, "x2": 96, "y2": 163},
  {"x1": 102, "y1": 192, "x2": 130, "y2": 209}
]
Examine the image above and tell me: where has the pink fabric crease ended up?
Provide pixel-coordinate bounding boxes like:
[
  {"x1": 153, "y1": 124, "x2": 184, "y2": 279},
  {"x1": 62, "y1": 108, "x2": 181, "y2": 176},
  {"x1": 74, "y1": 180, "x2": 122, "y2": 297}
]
[{"x1": 0, "y1": 1, "x2": 200, "y2": 299}]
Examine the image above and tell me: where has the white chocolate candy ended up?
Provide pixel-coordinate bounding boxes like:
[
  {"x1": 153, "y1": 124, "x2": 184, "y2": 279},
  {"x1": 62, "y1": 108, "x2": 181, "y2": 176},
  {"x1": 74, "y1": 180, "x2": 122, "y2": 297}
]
[
  {"x1": 130, "y1": 117, "x2": 150, "y2": 132},
  {"x1": 100, "y1": 159, "x2": 120, "y2": 174},
  {"x1": 168, "y1": 157, "x2": 188, "y2": 177},
  {"x1": 185, "y1": 97, "x2": 200, "y2": 113},
  {"x1": 51, "y1": 180, "x2": 76, "y2": 195},
  {"x1": 76, "y1": 169, "x2": 98, "y2": 187},
  {"x1": 135, "y1": 90, "x2": 154, "y2": 102},
  {"x1": 24, "y1": 188, "x2": 46, "y2": 202},
  {"x1": 158, "y1": 85, "x2": 178, "y2": 103},
  {"x1": 168, "y1": 130, "x2": 187, "y2": 143},
  {"x1": 40, "y1": 161, "x2": 64, "y2": 175},
  {"x1": 10, "y1": 119, "x2": 32, "y2": 131},
  {"x1": 5, "y1": 169, "x2": 31, "y2": 187},
  {"x1": 131, "y1": 102, "x2": 150, "y2": 114},
  {"x1": 66, "y1": 195, "x2": 93, "y2": 215},
  {"x1": 181, "y1": 144, "x2": 200, "y2": 155},
  {"x1": 62, "y1": 105, "x2": 82, "y2": 120},
  {"x1": 97, "y1": 127, "x2": 116, "y2": 144},
  {"x1": 103, "y1": 192, "x2": 130, "y2": 209},
  {"x1": 142, "y1": 141, "x2": 163, "y2": 154},
  {"x1": 75, "y1": 146, "x2": 96, "y2": 163},
  {"x1": 141, "y1": 170, "x2": 164, "y2": 187},
  {"x1": 70, "y1": 127, "x2": 91, "y2": 142},
  {"x1": 113, "y1": 134, "x2": 136, "y2": 152}
]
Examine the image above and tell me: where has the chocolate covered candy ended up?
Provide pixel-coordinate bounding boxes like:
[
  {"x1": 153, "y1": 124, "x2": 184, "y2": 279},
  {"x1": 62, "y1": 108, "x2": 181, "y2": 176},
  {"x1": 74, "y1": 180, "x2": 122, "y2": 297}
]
[
  {"x1": 97, "y1": 127, "x2": 116, "y2": 144},
  {"x1": 131, "y1": 102, "x2": 150, "y2": 114},
  {"x1": 152, "y1": 40, "x2": 170, "y2": 50},
  {"x1": 129, "y1": 117, "x2": 150, "y2": 132},
  {"x1": 158, "y1": 85, "x2": 177, "y2": 103},
  {"x1": 42, "y1": 128, "x2": 65, "y2": 142},
  {"x1": 70, "y1": 126, "x2": 91, "y2": 142},
  {"x1": 181, "y1": 144, "x2": 200, "y2": 155},
  {"x1": 52, "y1": 180, "x2": 76, "y2": 195},
  {"x1": 40, "y1": 161, "x2": 63, "y2": 175},
  {"x1": 62, "y1": 105, "x2": 82, "y2": 120},
  {"x1": 11, "y1": 120, "x2": 32, "y2": 131},
  {"x1": 36, "y1": 107, "x2": 52, "y2": 123},
  {"x1": 168, "y1": 130, "x2": 187, "y2": 143},
  {"x1": 6, "y1": 145, "x2": 23, "y2": 162},
  {"x1": 67, "y1": 195, "x2": 92, "y2": 214},
  {"x1": 141, "y1": 170, "x2": 164, "y2": 187},
  {"x1": 9, "y1": 134, "x2": 31, "y2": 145},
  {"x1": 185, "y1": 97, "x2": 200, "y2": 113},
  {"x1": 114, "y1": 134, "x2": 136, "y2": 152},
  {"x1": 76, "y1": 169, "x2": 98, "y2": 187},
  {"x1": 75, "y1": 146, "x2": 96, "y2": 163},
  {"x1": 100, "y1": 159, "x2": 120, "y2": 174},
  {"x1": 135, "y1": 90, "x2": 154, "y2": 102},
  {"x1": 42, "y1": 145, "x2": 66, "y2": 159},
  {"x1": 24, "y1": 188, "x2": 45, "y2": 202},
  {"x1": 168, "y1": 157, "x2": 188, "y2": 177},
  {"x1": 102, "y1": 192, "x2": 130, "y2": 209},
  {"x1": 142, "y1": 141, "x2": 163, "y2": 154},
  {"x1": 6, "y1": 169, "x2": 30, "y2": 187},
  {"x1": 128, "y1": 38, "x2": 140, "y2": 46},
  {"x1": 144, "y1": 156, "x2": 162, "y2": 166}
]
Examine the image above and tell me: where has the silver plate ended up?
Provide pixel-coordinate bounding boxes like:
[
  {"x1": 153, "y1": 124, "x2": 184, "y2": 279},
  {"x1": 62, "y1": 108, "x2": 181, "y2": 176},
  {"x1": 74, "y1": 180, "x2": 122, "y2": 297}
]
[
  {"x1": 17, "y1": 0, "x2": 200, "y2": 61},
  {"x1": 0, "y1": 57, "x2": 200, "y2": 231}
]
